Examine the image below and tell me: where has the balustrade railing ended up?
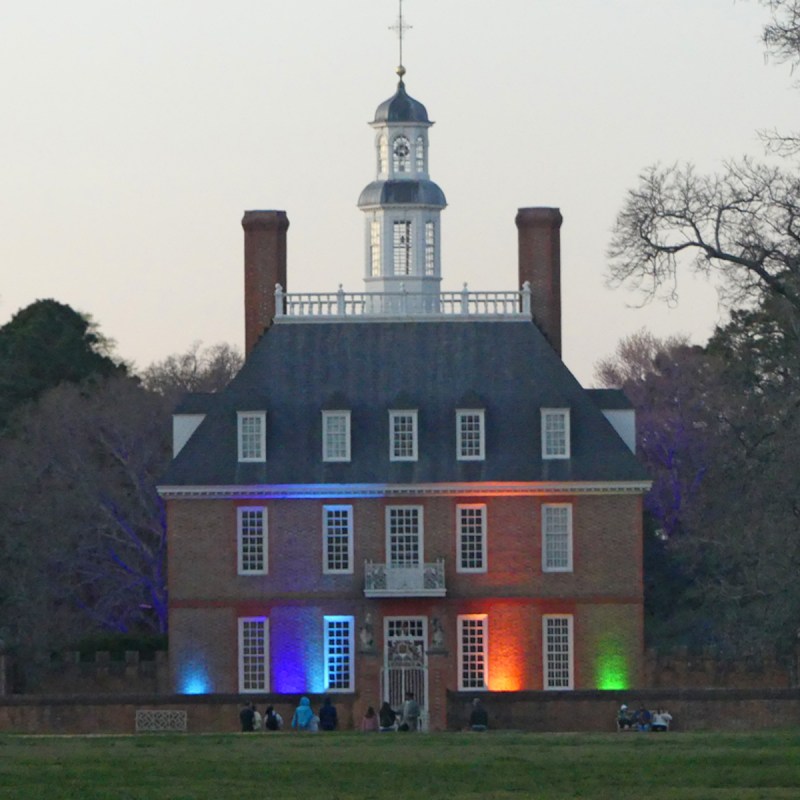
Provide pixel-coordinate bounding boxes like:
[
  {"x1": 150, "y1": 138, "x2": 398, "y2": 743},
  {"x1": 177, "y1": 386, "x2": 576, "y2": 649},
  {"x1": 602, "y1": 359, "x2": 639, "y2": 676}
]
[
  {"x1": 364, "y1": 558, "x2": 446, "y2": 597},
  {"x1": 274, "y1": 283, "x2": 531, "y2": 321}
]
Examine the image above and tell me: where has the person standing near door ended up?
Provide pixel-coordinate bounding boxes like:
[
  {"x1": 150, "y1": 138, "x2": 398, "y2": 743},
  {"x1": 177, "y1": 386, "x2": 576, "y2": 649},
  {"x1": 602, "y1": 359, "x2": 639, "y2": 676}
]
[{"x1": 399, "y1": 692, "x2": 420, "y2": 731}]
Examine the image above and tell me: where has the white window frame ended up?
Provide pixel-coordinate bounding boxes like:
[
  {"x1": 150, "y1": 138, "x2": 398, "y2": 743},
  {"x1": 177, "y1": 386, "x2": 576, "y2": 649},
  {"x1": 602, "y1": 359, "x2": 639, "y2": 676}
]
[
  {"x1": 456, "y1": 408, "x2": 485, "y2": 461},
  {"x1": 543, "y1": 614, "x2": 574, "y2": 690},
  {"x1": 324, "y1": 615, "x2": 354, "y2": 692},
  {"x1": 237, "y1": 506, "x2": 268, "y2": 575},
  {"x1": 456, "y1": 504, "x2": 487, "y2": 573},
  {"x1": 370, "y1": 220, "x2": 382, "y2": 277},
  {"x1": 389, "y1": 409, "x2": 418, "y2": 462},
  {"x1": 458, "y1": 614, "x2": 489, "y2": 691},
  {"x1": 424, "y1": 220, "x2": 436, "y2": 276},
  {"x1": 322, "y1": 505, "x2": 354, "y2": 574},
  {"x1": 237, "y1": 411, "x2": 266, "y2": 462},
  {"x1": 541, "y1": 408, "x2": 570, "y2": 459},
  {"x1": 542, "y1": 504, "x2": 573, "y2": 573},
  {"x1": 322, "y1": 410, "x2": 351, "y2": 463},
  {"x1": 238, "y1": 616, "x2": 269, "y2": 693},
  {"x1": 415, "y1": 135, "x2": 425, "y2": 173},
  {"x1": 385, "y1": 506, "x2": 423, "y2": 567},
  {"x1": 393, "y1": 220, "x2": 412, "y2": 276}
]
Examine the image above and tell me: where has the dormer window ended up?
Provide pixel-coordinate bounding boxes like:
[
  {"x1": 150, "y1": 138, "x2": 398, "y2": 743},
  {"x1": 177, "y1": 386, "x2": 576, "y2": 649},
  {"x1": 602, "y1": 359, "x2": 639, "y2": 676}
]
[
  {"x1": 238, "y1": 411, "x2": 266, "y2": 462},
  {"x1": 456, "y1": 408, "x2": 485, "y2": 460},
  {"x1": 322, "y1": 410, "x2": 351, "y2": 462},
  {"x1": 541, "y1": 408, "x2": 570, "y2": 459},
  {"x1": 389, "y1": 409, "x2": 418, "y2": 461},
  {"x1": 392, "y1": 135, "x2": 411, "y2": 173}
]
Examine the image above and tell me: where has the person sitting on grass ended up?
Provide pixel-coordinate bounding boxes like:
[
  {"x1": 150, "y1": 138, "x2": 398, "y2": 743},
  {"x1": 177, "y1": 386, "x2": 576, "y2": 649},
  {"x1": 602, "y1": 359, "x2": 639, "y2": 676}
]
[
  {"x1": 651, "y1": 708, "x2": 672, "y2": 732},
  {"x1": 378, "y1": 701, "x2": 397, "y2": 732},
  {"x1": 617, "y1": 704, "x2": 634, "y2": 731},
  {"x1": 635, "y1": 705, "x2": 652, "y2": 732}
]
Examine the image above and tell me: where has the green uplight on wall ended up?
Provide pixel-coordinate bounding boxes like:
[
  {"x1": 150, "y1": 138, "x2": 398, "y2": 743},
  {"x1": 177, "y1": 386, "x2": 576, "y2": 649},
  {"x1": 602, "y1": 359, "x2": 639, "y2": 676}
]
[{"x1": 595, "y1": 639, "x2": 630, "y2": 690}]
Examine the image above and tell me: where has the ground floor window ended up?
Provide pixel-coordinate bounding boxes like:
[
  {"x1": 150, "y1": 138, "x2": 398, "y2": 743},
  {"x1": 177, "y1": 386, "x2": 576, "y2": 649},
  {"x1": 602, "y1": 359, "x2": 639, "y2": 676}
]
[
  {"x1": 543, "y1": 614, "x2": 573, "y2": 690},
  {"x1": 238, "y1": 617, "x2": 269, "y2": 692},
  {"x1": 324, "y1": 616, "x2": 354, "y2": 692},
  {"x1": 458, "y1": 614, "x2": 488, "y2": 690}
]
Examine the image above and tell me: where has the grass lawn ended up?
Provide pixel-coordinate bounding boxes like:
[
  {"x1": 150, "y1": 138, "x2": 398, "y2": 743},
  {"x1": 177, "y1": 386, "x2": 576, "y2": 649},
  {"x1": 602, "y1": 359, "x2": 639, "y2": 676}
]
[{"x1": 1, "y1": 730, "x2": 799, "y2": 800}]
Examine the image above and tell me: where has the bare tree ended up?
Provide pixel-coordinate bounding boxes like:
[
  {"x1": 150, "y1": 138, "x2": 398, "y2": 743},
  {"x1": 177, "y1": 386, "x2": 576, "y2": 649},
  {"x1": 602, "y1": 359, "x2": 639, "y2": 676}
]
[
  {"x1": 139, "y1": 341, "x2": 242, "y2": 400},
  {"x1": 608, "y1": 2, "x2": 800, "y2": 319}
]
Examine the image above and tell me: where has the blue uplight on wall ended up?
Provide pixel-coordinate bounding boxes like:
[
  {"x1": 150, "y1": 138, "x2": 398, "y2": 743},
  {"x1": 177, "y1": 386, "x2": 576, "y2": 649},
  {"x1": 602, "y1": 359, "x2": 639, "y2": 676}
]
[
  {"x1": 179, "y1": 660, "x2": 212, "y2": 695},
  {"x1": 271, "y1": 606, "x2": 325, "y2": 694}
]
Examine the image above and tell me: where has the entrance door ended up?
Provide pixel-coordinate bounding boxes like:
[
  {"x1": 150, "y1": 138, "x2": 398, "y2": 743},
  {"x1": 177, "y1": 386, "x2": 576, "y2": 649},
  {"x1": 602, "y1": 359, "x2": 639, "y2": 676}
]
[{"x1": 382, "y1": 616, "x2": 428, "y2": 728}]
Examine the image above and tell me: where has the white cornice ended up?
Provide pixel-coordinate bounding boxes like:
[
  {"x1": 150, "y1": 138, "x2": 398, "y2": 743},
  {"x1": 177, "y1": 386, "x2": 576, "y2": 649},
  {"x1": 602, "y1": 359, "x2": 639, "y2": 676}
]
[{"x1": 157, "y1": 481, "x2": 651, "y2": 500}]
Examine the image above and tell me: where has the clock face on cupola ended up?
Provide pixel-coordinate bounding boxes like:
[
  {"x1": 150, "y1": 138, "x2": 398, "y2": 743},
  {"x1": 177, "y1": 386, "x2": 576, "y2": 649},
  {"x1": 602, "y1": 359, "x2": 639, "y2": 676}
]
[{"x1": 356, "y1": 2, "x2": 447, "y2": 310}]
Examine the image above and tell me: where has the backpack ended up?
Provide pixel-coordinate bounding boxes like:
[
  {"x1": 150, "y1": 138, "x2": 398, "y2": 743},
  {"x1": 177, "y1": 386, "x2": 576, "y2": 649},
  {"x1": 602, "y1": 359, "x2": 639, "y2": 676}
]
[{"x1": 266, "y1": 711, "x2": 279, "y2": 730}]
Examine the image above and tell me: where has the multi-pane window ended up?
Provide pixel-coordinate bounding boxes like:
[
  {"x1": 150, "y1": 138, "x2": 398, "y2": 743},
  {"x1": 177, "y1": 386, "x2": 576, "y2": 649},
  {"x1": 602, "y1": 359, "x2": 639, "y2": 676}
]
[
  {"x1": 543, "y1": 615, "x2": 573, "y2": 690},
  {"x1": 323, "y1": 505, "x2": 353, "y2": 573},
  {"x1": 237, "y1": 507, "x2": 267, "y2": 574},
  {"x1": 387, "y1": 506, "x2": 422, "y2": 567},
  {"x1": 389, "y1": 410, "x2": 418, "y2": 461},
  {"x1": 237, "y1": 411, "x2": 266, "y2": 462},
  {"x1": 238, "y1": 617, "x2": 269, "y2": 692},
  {"x1": 542, "y1": 504, "x2": 572, "y2": 572},
  {"x1": 415, "y1": 135, "x2": 425, "y2": 172},
  {"x1": 457, "y1": 504, "x2": 487, "y2": 573},
  {"x1": 392, "y1": 135, "x2": 411, "y2": 173},
  {"x1": 370, "y1": 220, "x2": 382, "y2": 277},
  {"x1": 541, "y1": 408, "x2": 570, "y2": 459},
  {"x1": 322, "y1": 410, "x2": 351, "y2": 462},
  {"x1": 424, "y1": 221, "x2": 436, "y2": 276},
  {"x1": 324, "y1": 616, "x2": 354, "y2": 692},
  {"x1": 379, "y1": 135, "x2": 388, "y2": 174},
  {"x1": 393, "y1": 221, "x2": 412, "y2": 276},
  {"x1": 456, "y1": 409, "x2": 485, "y2": 460},
  {"x1": 458, "y1": 614, "x2": 488, "y2": 690}
]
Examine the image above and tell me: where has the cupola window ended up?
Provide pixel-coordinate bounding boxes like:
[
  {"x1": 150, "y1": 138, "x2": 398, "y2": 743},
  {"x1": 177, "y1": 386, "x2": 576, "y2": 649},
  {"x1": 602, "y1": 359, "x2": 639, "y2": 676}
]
[
  {"x1": 415, "y1": 135, "x2": 425, "y2": 172},
  {"x1": 393, "y1": 221, "x2": 412, "y2": 276},
  {"x1": 424, "y1": 221, "x2": 436, "y2": 277},
  {"x1": 379, "y1": 135, "x2": 388, "y2": 175},
  {"x1": 392, "y1": 135, "x2": 411, "y2": 173},
  {"x1": 370, "y1": 221, "x2": 382, "y2": 276}
]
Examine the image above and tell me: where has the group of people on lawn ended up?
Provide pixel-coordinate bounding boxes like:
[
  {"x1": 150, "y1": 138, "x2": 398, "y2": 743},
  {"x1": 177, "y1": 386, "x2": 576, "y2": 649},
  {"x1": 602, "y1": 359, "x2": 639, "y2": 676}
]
[
  {"x1": 617, "y1": 703, "x2": 672, "y2": 732},
  {"x1": 240, "y1": 693, "x2": 490, "y2": 732}
]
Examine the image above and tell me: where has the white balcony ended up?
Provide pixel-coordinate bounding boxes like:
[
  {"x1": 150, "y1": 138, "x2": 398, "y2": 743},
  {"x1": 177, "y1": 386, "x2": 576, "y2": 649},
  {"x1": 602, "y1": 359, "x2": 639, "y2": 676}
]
[
  {"x1": 273, "y1": 283, "x2": 532, "y2": 322},
  {"x1": 364, "y1": 559, "x2": 446, "y2": 598}
]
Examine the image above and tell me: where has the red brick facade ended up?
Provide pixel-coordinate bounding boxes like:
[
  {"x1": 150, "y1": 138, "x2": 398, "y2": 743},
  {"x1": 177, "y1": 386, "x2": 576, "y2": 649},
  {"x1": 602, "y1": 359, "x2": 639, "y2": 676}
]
[{"x1": 167, "y1": 491, "x2": 644, "y2": 728}]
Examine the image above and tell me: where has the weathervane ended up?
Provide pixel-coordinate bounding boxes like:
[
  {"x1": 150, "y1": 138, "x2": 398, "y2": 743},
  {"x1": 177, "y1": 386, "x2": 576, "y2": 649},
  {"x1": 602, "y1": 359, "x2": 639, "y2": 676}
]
[{"x1": 389, "y1": 0, "x2": 412, "y2": 80}]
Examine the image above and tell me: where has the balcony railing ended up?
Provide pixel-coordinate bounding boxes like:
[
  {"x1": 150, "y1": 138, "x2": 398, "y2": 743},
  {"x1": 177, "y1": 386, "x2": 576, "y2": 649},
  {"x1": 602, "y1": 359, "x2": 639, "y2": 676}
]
[
  {"x1": 364, "y1": 559, "x2": 446, "y2": 598},
  {"x1": 274, "y1": 283, "x2": 532, "y2": 322}
]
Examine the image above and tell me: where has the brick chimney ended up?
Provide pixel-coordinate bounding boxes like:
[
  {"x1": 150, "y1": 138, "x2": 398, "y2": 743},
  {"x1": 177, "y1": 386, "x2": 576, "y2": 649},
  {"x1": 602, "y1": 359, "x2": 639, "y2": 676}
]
[
  {"x1": 242, "y1": 210, "x2": 289, "y2": 355},
  {"x1": 515, "y1": 207, "x2": 562, "y2": 357}
]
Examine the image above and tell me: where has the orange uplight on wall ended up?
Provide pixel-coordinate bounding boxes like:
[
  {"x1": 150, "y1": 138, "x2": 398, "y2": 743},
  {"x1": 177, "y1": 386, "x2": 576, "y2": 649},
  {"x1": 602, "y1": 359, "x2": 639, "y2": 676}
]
[{"x1": 486, "y1": 605, "x2": 528, "y2": 691}]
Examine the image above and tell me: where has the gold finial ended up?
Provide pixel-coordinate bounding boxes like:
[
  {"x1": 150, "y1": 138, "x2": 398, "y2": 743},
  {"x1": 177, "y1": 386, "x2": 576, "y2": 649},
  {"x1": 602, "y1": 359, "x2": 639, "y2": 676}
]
[{"x1": 389, "y1": 0, "x2": 412, "y2": 80}]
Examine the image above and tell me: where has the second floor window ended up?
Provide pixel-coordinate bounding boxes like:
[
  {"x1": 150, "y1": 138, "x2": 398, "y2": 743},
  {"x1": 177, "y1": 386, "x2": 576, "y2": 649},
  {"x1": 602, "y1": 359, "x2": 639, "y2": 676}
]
[
  {"x1": 323, "y1": 505, "x2": 353, "y2": 573},
  {"x1": 542, "y1": 504, "x2": 572, "y2": 572},
  {"x1": 390, "y1": 410, "x2": 418, "y2": 461},
  {"x1": 457, "y1": 504, "x2": 487, "y2": 572},
  {"x1": 237, "y1": 506, "x2": 267, "y2": 574}
]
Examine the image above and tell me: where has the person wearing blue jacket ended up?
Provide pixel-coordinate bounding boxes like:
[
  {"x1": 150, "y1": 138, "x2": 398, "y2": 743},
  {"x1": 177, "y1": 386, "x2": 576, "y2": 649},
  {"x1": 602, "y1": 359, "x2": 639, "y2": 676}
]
[{"x1": 291, "y1": 696, "x2": 318, "y2": 731}]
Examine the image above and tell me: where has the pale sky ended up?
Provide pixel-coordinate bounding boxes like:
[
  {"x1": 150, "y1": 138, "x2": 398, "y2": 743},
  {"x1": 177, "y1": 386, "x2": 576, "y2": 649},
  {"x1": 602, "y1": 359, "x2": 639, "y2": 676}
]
[{"x1": 1, "y1": 0, "x2": 796, "y2": 385}]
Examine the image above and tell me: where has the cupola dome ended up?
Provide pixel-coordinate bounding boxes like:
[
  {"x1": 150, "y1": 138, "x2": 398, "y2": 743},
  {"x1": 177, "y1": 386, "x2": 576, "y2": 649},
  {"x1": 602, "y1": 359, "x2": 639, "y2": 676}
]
[{"x1": 372, "y1": 80, "x2": 430, "y2": 124}]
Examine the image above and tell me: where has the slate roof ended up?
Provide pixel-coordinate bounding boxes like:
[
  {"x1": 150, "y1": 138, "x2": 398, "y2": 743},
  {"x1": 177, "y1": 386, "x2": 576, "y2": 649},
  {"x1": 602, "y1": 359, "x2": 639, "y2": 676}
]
[
  {"x1": 372, "y1": 81, "x2": 430, "y2": 124},
  {"x1": 162, "y1": 319, "x2": 649, "y2": 487},
  {"x1": 357, "y1": 179, "x2": 447, "y2": 208},
  {"x1": 586, "y1": 388, "x2": 633, "y2": 410}
]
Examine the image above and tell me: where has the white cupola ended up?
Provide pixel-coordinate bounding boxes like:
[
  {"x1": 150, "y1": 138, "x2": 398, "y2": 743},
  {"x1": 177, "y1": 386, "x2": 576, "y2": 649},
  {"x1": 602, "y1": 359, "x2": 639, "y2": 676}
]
[{"x1": 357, "y1": 66, "x2": 447, "y2": 311}]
